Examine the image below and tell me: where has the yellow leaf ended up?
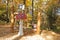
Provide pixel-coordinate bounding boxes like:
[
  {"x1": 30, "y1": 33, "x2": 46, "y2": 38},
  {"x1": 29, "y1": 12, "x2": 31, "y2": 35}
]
[{"x1": 26, "y1": 0, "x2": 32, "y2": 6}]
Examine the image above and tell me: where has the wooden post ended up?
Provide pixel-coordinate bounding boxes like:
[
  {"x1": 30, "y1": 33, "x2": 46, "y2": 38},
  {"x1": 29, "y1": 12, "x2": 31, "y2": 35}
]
[{"x1": 18, "y1": 20, "x2": 23, "y2": 36}]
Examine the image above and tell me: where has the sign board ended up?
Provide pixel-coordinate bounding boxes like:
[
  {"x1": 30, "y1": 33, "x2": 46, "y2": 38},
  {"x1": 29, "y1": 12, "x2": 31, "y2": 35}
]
[
  {"x1": 56, "y1": 8, "x2": 60, "y2": 15},
  {"x1": 18, "y1": 4, "x2": 25, "y2": 10},
  {"x1": 16, "y1": 13, "x2": 27, "y2": 20}
]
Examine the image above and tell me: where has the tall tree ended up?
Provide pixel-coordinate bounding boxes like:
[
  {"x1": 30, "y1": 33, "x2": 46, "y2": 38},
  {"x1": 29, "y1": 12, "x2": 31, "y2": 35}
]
[{"x1": 46, "y1": 3, "x2": 57, "y2": 30}]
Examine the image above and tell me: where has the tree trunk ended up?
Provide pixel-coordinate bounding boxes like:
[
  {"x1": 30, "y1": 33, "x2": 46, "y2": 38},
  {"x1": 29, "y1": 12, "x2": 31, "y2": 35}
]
[
  {"x1": 36, "y1": 12, "x2": 41, "y2": 34},
  {"x1": 10, "y1": 12, "x2": 14, "y2": 32}
]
